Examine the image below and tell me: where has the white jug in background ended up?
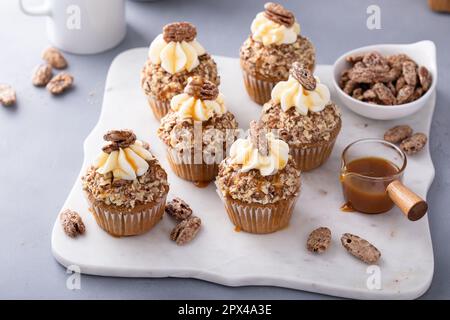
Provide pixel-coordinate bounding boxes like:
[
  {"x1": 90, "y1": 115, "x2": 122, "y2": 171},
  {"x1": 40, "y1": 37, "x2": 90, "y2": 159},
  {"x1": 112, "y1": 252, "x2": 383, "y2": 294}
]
[{"x1": 19, "y1": 0, "x2": 126, "y2": 54}]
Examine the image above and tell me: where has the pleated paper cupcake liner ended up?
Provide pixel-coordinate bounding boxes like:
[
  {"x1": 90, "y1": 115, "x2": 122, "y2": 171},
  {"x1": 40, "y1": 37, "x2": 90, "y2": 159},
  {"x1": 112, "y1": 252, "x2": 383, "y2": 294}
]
[
  {"x1": 291, "y1": 121, "x2": 342, "y2": 172},
  {"x1": 167, "y1": 149, "x2": 219, "y2": 182},
  {"x1": 89, "y1": 194, "x2": 167, "y2": 237},
  {"x1": 147, "y1": 96, "x2": 170, "y2": 121},
  {"x1": 242, "y1": 71, "x2": 276, "y2": 105},
  {"x1": 216, "y1": 186, "x2": 298, "y2": 234}
]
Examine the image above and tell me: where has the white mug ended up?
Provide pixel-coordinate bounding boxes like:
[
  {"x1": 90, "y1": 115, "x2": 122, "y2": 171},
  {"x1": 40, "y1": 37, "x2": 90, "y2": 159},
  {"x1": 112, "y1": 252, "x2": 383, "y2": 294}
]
[{"x1": 19, "y1": 0, "x2": 126, "y2": 54}]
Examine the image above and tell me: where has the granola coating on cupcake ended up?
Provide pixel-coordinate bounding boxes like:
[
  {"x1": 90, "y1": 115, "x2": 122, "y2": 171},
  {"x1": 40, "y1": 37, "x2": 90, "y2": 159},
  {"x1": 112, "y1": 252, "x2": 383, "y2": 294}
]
[
  {"x1": 240, "y1": 36, "x2": 315, "y2": 81},
  {"x1": 261, "y1": 103, "x2": 341, "y2": 148},
  {"x1": 158, "y1": 76, "x2": 238, "y2": 182},
  {"x1": 217, "y1": 153, "x2": 300, "y2": 205},
  {"x1": 240, "y1": 2, "x2": 315, "y2": 104},
  {"x1": 216, "y1": 121, "x2": 301, "y2": 233},
  {"x1": 260, "y1": 63, "x2": 341, "y2": 171},
  {"x1": 83, "y1": 157, "x2": 168, "y2": 210},
  {"x1": 141, "y1": 22, "x2": 220, "y2": 120},
  {"x1": 82, "y1": 130, "x2": 169, "y2": 236}
]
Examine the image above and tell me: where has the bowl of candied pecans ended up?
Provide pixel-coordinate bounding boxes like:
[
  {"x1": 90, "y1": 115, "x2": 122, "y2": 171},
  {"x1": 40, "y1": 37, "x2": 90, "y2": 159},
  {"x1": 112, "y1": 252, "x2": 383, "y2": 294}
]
[{"x1": 332, "y1": 41, "x2": 437, "y2": 120}]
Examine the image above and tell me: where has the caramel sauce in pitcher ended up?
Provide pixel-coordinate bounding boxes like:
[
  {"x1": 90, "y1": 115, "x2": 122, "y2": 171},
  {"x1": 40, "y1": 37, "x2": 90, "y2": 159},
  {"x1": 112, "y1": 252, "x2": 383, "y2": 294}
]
[{"x1": 341, "y1": 157, "x2": 400, "y2": 214}]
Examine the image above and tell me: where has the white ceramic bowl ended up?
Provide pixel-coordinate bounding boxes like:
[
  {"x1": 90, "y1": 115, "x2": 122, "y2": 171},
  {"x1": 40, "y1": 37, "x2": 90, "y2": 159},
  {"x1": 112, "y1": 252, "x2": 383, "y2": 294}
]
[{"x1": 332, "y1": 41, "x2": 437, "y2": 120}]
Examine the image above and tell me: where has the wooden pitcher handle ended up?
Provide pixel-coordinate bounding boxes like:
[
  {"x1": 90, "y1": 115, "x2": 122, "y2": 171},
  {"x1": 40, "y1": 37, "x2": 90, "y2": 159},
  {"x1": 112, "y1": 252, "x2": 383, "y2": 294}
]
[{"x1": 387, "y1": 180, "x2": 428, "y2": 221}]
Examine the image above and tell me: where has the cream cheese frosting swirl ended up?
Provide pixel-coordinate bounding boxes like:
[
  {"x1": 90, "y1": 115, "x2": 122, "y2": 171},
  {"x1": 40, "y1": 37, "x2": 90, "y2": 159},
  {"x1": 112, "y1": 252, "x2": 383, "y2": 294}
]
[
  {"x1": 230, "y1": 130, "x2": 289, "y2": 176},
  {"x1": 251, "y1": 12, "x2": 300, "y2": 46},
  {"x1": 170, "y1": 77, "x2": 226, "y2": 121},
  {"x1": 148, "y1": 22, "x2": 206, "y2": 74},
  {"x1": 271, "y1": 74, "x2": 331, "y2": 115},
  {"x1": 94, "y1": 131, "x2": 153, "y2": 181}
]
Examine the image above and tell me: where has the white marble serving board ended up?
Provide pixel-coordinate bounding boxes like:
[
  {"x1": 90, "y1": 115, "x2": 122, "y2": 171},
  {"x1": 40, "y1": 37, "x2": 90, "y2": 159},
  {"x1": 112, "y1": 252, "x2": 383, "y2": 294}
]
[{"x1": 51, "y1": 49, "x2": 435, "y2": 299}]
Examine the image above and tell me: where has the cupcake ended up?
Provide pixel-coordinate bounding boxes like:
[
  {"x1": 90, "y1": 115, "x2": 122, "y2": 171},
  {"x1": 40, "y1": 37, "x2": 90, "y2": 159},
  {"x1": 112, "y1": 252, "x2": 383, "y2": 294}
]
[
  {"x1": 260, "y1": 62, "x2": 342, "y2": 171},
  {"x1": 240, "y1": 2, "x2": 315, "y2": 105},
  {"x1": 82, "y1": 130, "x2": 169, "y2": 237},
  {"x1": 216, "y1": 121, "x2": 301, "y2": 234},
  {"x1": 141, "y1": 22, "x2": 220, "y2": 121},
  {"x1": 158, "y1": 76, "x2": 238, "y2": 183}
]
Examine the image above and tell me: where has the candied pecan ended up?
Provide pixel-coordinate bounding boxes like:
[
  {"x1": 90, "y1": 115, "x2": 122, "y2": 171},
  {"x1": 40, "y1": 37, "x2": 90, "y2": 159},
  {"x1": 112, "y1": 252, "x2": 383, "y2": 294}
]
[
  {"x1": 352, "y1": 87, "x2": 363, "y2": 100},
  {"x1": 46, "y1": 72, "x2": 73, "y2": 95},
  {"x1": 60, "y1": 209, "x2": 85, "y2": 238},
  {"x1": 163, "y1": 22, "x2": 197, "y2": 43},
  {"x1": 165, "y1": 197, "x2": 193, "y2": 220},
  {"x1": 32, "y1": 64, "x2": 53, "y2": 87},
  {"x1": 402, "y1": 61, "x2": 417, "y2": 87},
  {"x1": 341, "y1": 233, "x2": 381, "y2": 264},
  {"x1": 411, "y1": 87, "x2": 424, "y2": 102},
  {"x1": 307, "y1": 227, "x2": 331, "y2": 253},
  {"x1": 381, "y1": 67, "x2": 402, "y2": 83},
  {"x1": 290, "y1": 62, "x2": 316, "y2": 90},
  {"x1": 42, "y1": 47, "x2": 68, "y2": 69},
  {"x1": 418, "y1": 66, "x2": 432, "y2": 91},
  {"x1": 362, "y1": 89, "x2": 377, "y2": 100},
  {"x1": 387, "y1": 54, "x2": 415, "y2": 70},
  {"x1": 249, "y1": 120, "x2": 269, "y2": 156},
  {"x1": 348, "y1": 67, "x2": 376, "y2": 84},
  {"x1": 0, "y1": 84, "x2": 16, "y2": 106},
  {"x1": 400, "y1": 133, "x2": 427, "y2": 155},
  {"x1": 384, "y1": 125, "x2": 413, "y2": 144},
  {"x1": 170, "y1": 216, "x2": 202, "y2": 245},
  {"x1": 343, "y1": 80, "x2": 357, "y2": 95},
  {"x1": 340, "y1": 70, "x2": 350, "y2": 87},
  {"x1": 184, "y1": 76, "x2": 218, "y2": 100},
  {"x1": 373, "y1": 83, "x2": 396, "y2": 105},
  {"x1": 396, "y1": 85, "x2": 415, "y2": 104},
  {"x1": 352, "y1": 66, "x2": 398, "y2": 84},
  {"x1": 103, "y1": 129, "x2": 136, "y2": 150},
  {"x1": 362, "y1": 52, "x2": 388, "y2": 70},
  {"x1": 354, "y1": 61, "x2": 365, "y2": 69},
  {"x1": 346, "y1": 53, "x2": 364, "y2": 63},
  {"x1": 264, "y1": 2, "x2": 295, "y2": 27},
  {"x1": 387, "y1": 82, "x2": 396, "y2": 96},
  {"x1": 395, "y1": 76, "x2": 406, "y2": 91}
]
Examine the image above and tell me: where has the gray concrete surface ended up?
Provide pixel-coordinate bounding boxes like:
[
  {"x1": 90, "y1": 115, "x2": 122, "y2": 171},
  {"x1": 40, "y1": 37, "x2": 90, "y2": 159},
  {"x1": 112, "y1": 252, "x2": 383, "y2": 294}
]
[{"x1": 0, "y1": 0, "x2": 449, "y2": 299}]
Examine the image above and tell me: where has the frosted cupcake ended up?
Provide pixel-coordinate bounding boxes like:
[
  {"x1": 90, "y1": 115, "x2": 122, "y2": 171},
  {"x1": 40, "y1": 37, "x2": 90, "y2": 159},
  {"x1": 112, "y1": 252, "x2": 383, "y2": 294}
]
[
  {"x1": 82, "y1": 130, "x2": 169, "y2": 237},
  {"x1": 158, "y1": 76, "x2": 238, "y2": 184},
  {"x1": 240, "y1": 2, "x2": 315, "y2": 105},
  {"x1": 141, "y1": 22, "x2": 220, "y2": 120},
  {"x1": 216, "y1": 121, "x2": 301, "y2": 234},
  {"x1": 260, "y1": 62, "x2": 341, "y2": 171}
]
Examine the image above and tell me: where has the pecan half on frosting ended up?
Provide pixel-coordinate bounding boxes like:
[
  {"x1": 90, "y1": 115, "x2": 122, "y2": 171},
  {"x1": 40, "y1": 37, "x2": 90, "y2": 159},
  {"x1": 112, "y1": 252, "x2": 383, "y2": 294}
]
[
  {"x1": 102, "y1": 129, "x2": 136, "y2": 153},
  {"x1": 290, "y1": 62, "x2": 316, "y2": 91},
  {"x1": 264, "y1": 2, "x2": 295, "y2": 27},
  {"x1": 163, "y1": 22, "x2": 197, "y2": 43},
  {"x1": 249, "y1": 120, "x2": 269, "y2": 156},
  {"x1": 184, "y1": 76, "x2": 219, "y2": 100}
]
